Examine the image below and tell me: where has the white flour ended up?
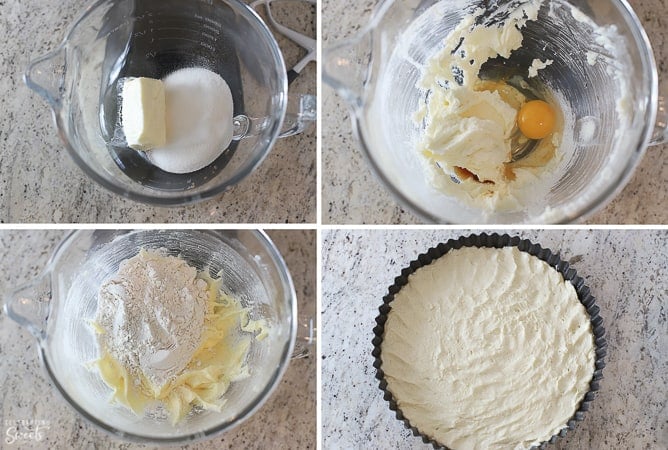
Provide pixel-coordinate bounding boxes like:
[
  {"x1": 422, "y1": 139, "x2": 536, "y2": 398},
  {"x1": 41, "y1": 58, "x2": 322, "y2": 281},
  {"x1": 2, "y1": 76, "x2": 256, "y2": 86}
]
[
  {"x1": 147, "y1": 67, "x2": 235, "y2": 174},
  {"x1": 96, "y1": 248, "x2": 208, "y2": 389}
]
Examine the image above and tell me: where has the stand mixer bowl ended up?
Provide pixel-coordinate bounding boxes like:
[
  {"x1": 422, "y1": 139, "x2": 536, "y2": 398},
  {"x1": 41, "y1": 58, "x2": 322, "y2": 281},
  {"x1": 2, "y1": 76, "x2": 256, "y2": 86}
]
[
  {"x1": 324, "y1": 0, "x2": 667, "y2": 224},
  {"x1": 4, "y1": 229, "x2": 298, "y2": 444},
  {"x1": 25, "y1": 0, "x2": 315, "y2": 205}
]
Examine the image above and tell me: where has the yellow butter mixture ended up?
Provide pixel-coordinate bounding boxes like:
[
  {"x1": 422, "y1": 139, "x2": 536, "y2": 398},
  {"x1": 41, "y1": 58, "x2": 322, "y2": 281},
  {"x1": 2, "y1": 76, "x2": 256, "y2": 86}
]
[{"x1": 416, "y1": 0, "x2": 563, "y2": 212}]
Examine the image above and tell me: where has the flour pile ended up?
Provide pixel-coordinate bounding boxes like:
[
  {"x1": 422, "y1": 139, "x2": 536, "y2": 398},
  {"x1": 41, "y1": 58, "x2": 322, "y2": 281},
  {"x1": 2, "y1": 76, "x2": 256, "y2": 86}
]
[
  {"x1": 90, "y1": 248, "x2": 270, "y2": 424},
  {"x1": 96, "y1": 248, "x2": 208, "y2": 388}
]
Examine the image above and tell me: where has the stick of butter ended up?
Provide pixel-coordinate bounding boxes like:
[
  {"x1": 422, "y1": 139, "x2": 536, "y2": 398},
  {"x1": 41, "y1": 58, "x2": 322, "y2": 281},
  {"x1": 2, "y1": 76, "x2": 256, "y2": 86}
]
[{"x1": 121, "y1": 77, "x2": 167, "y2": 151}]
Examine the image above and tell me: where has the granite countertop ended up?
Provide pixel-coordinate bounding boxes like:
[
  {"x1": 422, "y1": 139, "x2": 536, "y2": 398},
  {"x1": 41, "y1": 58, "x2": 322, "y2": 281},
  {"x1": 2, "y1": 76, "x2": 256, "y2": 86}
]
[
  {"x1": 0, "y1": 229, "x2": 316, "y2": 449},
  {"x1": 0, "y1": 1, "x2": 316, "y2": 224},
  {"x1": 322, "y1": 229, "x2": 667, "y2": 448},
  {"x1": 322, "y1": 0, "x2": 668, "y2": 224}
]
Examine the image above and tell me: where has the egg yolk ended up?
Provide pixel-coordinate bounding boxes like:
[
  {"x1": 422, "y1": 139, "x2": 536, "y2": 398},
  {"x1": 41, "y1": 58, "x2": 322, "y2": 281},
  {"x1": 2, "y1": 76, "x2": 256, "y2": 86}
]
[{"x1": 517, "y1": 99, "x2": 556, "y2": 140}]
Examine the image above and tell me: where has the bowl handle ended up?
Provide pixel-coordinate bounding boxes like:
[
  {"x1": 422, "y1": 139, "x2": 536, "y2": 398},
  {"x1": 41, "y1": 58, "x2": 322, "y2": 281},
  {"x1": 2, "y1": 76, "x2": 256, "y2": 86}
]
[
  {"x1": 321, "y1": 0, "x2": 394, "y2": 112},
  {"x1": 24, "y1": 46, "x2": 67, "y2": 110},
  {"x1": 278, "y1": 93, "x2": 316, "y2": 138},
  {"x1": 322, "y1": 33, "x2": 372, "y2": 110},
  {"x1": 3, "y1": 274, "x2": 52, "y2": 340},
  {"x1": 291, "y1": 312, "x2": 315, "y2": 359},
  {"x1": 650, "y1": 82, "x2": 667, "y2": 145},
  {"x1": 230, "y1": 94, "x2": 316, "y2": 141}
]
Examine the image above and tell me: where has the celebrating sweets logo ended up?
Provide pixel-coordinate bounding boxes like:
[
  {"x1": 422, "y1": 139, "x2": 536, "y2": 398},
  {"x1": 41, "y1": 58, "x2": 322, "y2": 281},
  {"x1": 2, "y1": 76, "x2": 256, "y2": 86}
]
[{"x1": 4, "y1": 419, "x2": 50, "y2": 445}]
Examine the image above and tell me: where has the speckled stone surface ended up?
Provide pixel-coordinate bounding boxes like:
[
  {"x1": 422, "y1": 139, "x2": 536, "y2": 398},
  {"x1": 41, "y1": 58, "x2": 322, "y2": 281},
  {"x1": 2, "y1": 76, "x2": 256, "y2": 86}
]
[
  {"x1": 0, "y1": 1, "x2": 316, "y2": 224},
  {"x1": 0, "y1": 229, "x2": 316, "y2": 449},
  {"x1": 322, "y1": 0, "x2": 668, "y2": 224},
  {"x1": 322, "y1": 229, "x2": 667, "y2": 449}
]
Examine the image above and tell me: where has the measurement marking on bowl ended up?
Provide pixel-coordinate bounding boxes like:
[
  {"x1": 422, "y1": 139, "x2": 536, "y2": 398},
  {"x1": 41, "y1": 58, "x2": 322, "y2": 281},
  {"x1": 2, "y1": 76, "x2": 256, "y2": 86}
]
[
  {"x1": 156, "y1": 37, "x2": 202, "y2": 45},
  {"x1": 201, "y1": 42, "x2": 216, "y2": 52},
  {"x1": 134, "y1": 12, "x2": 154, "y2": 20},
  {"x1": 200, "y1": 31, "x2": 217, "y2": 42},
  {"x1": 201, "y1": 23, "x2": 222, "y2": 35}
]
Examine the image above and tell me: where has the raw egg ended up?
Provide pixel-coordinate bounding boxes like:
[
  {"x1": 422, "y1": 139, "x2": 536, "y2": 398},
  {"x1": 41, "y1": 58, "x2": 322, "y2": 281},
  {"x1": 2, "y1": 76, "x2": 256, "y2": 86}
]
[{"x1": 517, "y1": 99, "x2": 556, "y2": 140}]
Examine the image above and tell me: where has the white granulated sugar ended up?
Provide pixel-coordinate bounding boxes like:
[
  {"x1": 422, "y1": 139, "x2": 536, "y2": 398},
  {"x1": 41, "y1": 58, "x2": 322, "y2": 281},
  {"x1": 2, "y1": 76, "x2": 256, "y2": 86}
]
[
  {"x1": 96, "y1": 248, "x2": 209, "y2": 388},
  {"x1": 147, "y1": 67, "x2": 235, "y2": 174}
]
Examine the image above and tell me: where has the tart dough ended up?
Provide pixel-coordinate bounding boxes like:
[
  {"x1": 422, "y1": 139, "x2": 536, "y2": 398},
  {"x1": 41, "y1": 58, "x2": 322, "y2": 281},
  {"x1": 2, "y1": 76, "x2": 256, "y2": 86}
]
[{"x1": 382, "y1": 246, "x2": 595, "y2": 450}]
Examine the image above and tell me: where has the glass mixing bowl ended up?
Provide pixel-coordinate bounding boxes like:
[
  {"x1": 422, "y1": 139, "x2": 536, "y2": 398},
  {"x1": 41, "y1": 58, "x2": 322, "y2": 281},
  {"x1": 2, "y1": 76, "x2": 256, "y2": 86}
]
[
  {"x1": 25, "y1": 0, "x2": 315, "y2": 205},
  {"x1": 324, "y1": 0, "x2": 667, "y2": 224},
  {"x1": 4, "y1": 230, "x2": 309, "y2": 444}
]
